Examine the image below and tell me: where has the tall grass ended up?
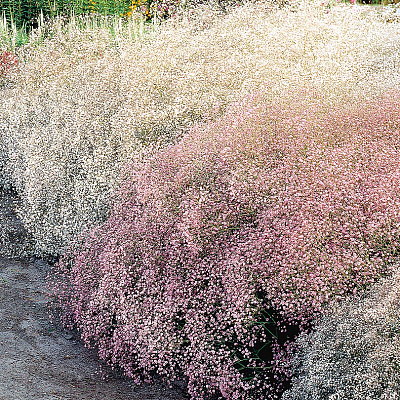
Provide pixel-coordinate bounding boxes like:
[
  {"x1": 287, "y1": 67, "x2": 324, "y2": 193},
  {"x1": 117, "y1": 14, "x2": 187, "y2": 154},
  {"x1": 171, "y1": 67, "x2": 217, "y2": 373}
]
[
  {"x1": 0, "y1": 8, "x2": 161, "y2": 54},
  {"x1": 1, "y1": 0, "x2": 136, "y2": 32},
  {"x1": 0, "y1": 0, "x2": 225, "y2": 35}
]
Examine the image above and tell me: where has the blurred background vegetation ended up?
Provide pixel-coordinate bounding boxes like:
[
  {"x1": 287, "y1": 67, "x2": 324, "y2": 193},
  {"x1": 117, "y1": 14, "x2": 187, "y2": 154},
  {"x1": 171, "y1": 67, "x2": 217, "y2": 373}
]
[
  {"x1": 1, "y1": 0, "x2": 153, "y2": 31},
  {"x1": 0, "y1": 0, "x2": 242, "y2": 33},
  {"x1": 1, "y1": 0, "x2": 395, "y2": 37}
]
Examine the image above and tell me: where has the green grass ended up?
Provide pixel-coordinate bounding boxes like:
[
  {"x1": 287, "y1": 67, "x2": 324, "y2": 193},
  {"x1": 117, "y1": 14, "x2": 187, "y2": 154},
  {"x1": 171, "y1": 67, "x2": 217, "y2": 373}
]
[
  {"x1": 0, "y1": 0, "x2": 195, "y2": 39},
  {"x1": 0, "y1": 0, "x2": 134, "y2": 31}
]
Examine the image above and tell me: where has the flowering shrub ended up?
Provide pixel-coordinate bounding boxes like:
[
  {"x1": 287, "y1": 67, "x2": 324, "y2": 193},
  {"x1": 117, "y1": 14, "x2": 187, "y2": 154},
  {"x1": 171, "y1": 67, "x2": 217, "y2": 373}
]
[
  {"x1": 50, "y1": 88, "x2": 400, "y2": 400},
  {"x1": 282, "y1": 266, "x2": 400, "y2": 400},
  {"x1": 0, "y1": 50, "x2": 18, "y2": 87},
  {"x1": 1, "y1": 0, "x2": 400, "y2": 260}
]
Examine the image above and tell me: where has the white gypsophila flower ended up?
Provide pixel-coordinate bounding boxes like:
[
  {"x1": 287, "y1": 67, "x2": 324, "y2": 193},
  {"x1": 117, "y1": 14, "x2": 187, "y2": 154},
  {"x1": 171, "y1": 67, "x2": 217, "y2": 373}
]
[
  {"x1": 0, "y1": 1, "x2": 399, "y2": 259},
  {"x1": 282, "y1": 265, "x2": 400, "y2": 400}
]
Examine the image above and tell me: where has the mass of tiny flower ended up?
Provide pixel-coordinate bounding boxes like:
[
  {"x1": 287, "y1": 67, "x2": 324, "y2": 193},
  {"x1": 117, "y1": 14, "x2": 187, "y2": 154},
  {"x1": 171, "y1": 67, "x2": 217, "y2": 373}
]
[
  {"x1": 0, "y1": 1, "x2": 399, "y2": 396},
  {"x1": 50, "y1": 87, "x2": 400, "y2": 400},
  {"x1": 0, "y1": 50, "x2": 18, "y2": 87},
  {"x1": 282, "y1": 264, "x2": 400, "y2": 400},
  {"x1": 2, "y1": 0, "x2": 399, "y2": 260}
]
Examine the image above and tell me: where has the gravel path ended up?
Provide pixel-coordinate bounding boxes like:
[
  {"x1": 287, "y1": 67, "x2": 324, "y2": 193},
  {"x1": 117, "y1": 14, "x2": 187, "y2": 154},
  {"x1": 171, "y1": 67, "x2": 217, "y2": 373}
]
[{"x1": 0, "y1": 190, "x2": 187, "y2": 400}]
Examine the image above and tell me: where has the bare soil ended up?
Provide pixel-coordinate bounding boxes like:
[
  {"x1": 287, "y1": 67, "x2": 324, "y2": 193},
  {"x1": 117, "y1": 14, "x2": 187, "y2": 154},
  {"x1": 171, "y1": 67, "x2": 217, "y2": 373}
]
[{"x1": 0, "y1": 189, "x2": 188, "y2": 400}]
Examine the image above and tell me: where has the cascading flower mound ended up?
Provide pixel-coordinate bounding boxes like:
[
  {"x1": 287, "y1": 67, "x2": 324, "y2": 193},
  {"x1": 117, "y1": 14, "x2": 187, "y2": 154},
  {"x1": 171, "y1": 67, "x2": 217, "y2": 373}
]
[{"x1": 50, "y1": 87, "x2": 400, "y2": 400}]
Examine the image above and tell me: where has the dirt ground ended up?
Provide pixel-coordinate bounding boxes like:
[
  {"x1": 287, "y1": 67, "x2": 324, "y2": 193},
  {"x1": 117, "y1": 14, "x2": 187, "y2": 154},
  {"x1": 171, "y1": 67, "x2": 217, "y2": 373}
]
[{"x1": 0, "y1": 190, "x2": 188, "y2": 400}]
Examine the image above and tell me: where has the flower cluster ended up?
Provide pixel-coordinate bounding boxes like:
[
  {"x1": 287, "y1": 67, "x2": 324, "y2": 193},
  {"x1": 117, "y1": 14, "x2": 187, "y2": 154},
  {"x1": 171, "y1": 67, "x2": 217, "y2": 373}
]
[
  {"x1": 2, "y1": 0, "x2": 399, "y2": 260},
  {"x1": 0, "y1": 50, "x2": 18, "y2": 87},
  {"x1": 133, "y1": 0, "x2": 182, "y2": 20},
  {"x1": 282, "y1": 265, "x2": 400, "y2": 400},
  {"x1": 50, "y1": 88, "x2": 400, "y2": 400}
]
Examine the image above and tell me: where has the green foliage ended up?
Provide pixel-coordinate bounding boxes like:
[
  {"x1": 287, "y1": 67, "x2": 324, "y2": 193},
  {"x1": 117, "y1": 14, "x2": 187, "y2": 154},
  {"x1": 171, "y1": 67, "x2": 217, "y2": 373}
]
[{"x1": 1, "y1": 0, "x2": 135, "y2": 33}]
